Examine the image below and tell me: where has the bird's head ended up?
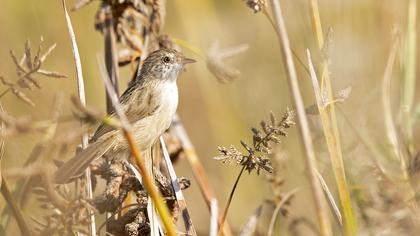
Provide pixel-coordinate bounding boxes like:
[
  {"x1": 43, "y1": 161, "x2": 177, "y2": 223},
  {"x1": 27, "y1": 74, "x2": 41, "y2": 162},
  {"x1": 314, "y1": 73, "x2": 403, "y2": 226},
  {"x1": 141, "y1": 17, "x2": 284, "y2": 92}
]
[{"x1": 140, "y1": 48, "x2": 196, "y2": 81}]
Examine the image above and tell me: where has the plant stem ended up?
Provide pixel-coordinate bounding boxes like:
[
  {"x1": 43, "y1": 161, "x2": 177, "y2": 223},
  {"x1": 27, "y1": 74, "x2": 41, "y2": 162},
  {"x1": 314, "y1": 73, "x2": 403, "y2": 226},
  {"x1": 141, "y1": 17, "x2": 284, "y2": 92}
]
[
  {"x1": 307, "y1": 0, "x2": 358, "y2": 234},
  {"x1": 210, "y1": 199, "x2": 218, "y2": 236},
  {"x1": 171, "y1": 115, "x2": 233, "y2": 236},
  {"x1": 267, "y1": 188, "x2": 299, "y2": 236},
  {"x1": 0, "y1": 177, "x2": 31, "y2": 236},
  {"x1": 0, "y1": 88, "x2": 11, "y2": 99},
  {"x1": 268, "y1": 0, "x2": 332, "y2": 235},
  {"x1": 402, "y1": 0, "x2": 417, "y2": 154},
  {"x1": 61, "y1": 1, "x2": 95, "y2": 235},
  {"x1": 103, "y1": 3, "x2": 120, "y2": 114},
  {"x1": 124, "y1": 130, "x2": 178, "y2": 236},
  {"x1": 218, "y1": 165, "x2": 246, "y2": 235},
  {"x1": 218, "y1": 124, "x2": 277, "y2": 235},
  {"x1": 160, "y1": 137, "x2": 197, "y2": 236}
]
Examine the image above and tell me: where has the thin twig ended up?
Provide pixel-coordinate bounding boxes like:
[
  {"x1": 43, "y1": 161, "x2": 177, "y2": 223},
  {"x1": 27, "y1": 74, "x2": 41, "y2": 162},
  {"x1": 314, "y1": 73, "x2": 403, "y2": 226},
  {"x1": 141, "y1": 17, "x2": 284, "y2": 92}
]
[
  {"x1": 0, "y1": 104, "x2": 30, "y2": 235},
  {"x1": 0, "y1": 88, "x2": 11, "y2": 99},
  {"x1": 171, "y1": 115, "x2": 216, "y2": 208},
  {"x1": 171, "y1": 116, "x2": 233, "y2": 236},
  {"x1": 268, "y1": 0, "x2": 332, "y2": 235},
  {"x1": 160, "y1": 136, "x2": 197, "y2": 236},
  {"x1": 103, "y1": 3, "x2": 120, "y2": 114},
  {"x1": 316, "y1": 171, "x2": 342, "y2": 226},
  {"x1": 267, "y1": 188, "x2": 299, "y2": 236},
  {"x1": 1, "y1": 178, "x2": 31, "y2": 235},
  {"x1": 102, "y1": 3, "x2": 120, "y2": 232},
  {"x1": 61, "y1": 1, "x2": 95, "y2": 235},
  {"x1": 218, "y1": 166, "x2": 245, "y2": 235}
]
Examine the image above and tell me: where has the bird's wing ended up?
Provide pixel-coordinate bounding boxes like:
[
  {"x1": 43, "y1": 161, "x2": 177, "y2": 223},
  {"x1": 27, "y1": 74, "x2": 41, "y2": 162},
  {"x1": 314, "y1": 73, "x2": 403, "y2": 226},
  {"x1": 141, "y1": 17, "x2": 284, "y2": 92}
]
[
  {"x1": 91, "y1": 81, "x2": 161, "y2": 141},
  {"x1": 55, "y1": 81, "x2": 161, "y2": 183}
]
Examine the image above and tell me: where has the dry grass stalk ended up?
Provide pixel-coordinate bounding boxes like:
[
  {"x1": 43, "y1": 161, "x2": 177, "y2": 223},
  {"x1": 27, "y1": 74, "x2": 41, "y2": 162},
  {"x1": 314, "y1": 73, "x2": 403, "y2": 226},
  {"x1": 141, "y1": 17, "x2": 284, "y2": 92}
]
[
  {"x1": 316, "y1": 170, "x2": 342, "y2": 226},
  {"x1": 267, "y1": 0, "x2": 332, "y2": 235},
  {"x1": 0, "y1": 123, "x2": 31, "y2": 236},
  {"x1": 0, "y1": 179, "x2": 31, "y2": 235},
  {"x1": 210, "y1": 199, "x2": 218, "y2": 236},
  {"x1": 101, "y1": 3, "x2": 121, "y2": 232},
  {"x1": 61, "y1": 1, "x2": 95, "y2": 235},
  {"x1": 307, "y1": 0, "x2": 358, "y2": 233},
  {"x1": 170, "y1": 115, "x2": 234, "y2": 236},
  {"x1": 306, "y1": 50, "x2": 345, "y2": 227},
  {"x1": 402, "y1": 0, "x2": 417, "y2": 153},
  {"x1": 170, "y1": 115, "x2": 217, "y2": 207},
  {"x1": 381, "y1": 42, "x2": 403, "y2": 172},
  {"x1": 381, "y1": 40, "x2": 419, "y2": 211},
  {"x1": 267, "y1": 188, "x2": 299, "y2": 236},
  {"x1": 103, "y1": 3, "x2": 120, "y2": 114},
  {"x1": 160, "y1": 137, "x2": 197, "y2": 235}
]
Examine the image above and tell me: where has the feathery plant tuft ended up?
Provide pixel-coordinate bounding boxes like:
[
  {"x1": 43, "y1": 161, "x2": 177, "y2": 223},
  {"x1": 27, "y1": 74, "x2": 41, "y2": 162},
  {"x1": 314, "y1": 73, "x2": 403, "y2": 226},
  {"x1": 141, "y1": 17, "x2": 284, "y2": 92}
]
[
  {"x1": 216, "y1": 109, "x2": 295, "y2": 174},
  {"x1": 0, "y1": 39, "x2": 67, "y2": 107},
  {"x1": 216, "y1": 108, "x2": 295, "y2": 233}
]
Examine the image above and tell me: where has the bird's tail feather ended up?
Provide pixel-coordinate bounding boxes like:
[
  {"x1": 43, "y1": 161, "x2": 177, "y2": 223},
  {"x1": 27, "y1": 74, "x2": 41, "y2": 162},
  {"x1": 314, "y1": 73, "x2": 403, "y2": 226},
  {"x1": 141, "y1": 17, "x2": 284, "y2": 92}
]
[
  {"x1": 147, "y1": 142, "x2": 162, "y2": 236},
  {"x1": 54, "y1": 137, "x2": 114, "y2": 184}
]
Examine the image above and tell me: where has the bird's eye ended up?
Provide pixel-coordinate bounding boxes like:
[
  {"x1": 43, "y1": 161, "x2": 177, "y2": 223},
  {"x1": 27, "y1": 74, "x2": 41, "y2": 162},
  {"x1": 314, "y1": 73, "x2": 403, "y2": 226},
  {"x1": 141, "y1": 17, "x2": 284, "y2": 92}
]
[{"x1": 163, "y1": 56, "x2": 171, "y2": 63}]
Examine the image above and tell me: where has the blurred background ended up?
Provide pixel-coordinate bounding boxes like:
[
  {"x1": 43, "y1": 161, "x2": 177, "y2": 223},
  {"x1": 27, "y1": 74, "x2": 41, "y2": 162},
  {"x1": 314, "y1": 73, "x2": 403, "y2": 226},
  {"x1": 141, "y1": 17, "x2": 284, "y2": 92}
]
[{"x1": 0, "y1": 0, "x2": 418, "y2": 235}]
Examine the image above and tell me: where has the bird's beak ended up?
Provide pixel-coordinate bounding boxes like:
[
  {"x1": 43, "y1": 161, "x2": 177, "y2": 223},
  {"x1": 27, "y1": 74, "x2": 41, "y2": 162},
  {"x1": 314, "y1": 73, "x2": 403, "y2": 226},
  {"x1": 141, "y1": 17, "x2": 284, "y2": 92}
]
[{"x1": 182, "y1": 57, "x2": 196, "y2": 65}]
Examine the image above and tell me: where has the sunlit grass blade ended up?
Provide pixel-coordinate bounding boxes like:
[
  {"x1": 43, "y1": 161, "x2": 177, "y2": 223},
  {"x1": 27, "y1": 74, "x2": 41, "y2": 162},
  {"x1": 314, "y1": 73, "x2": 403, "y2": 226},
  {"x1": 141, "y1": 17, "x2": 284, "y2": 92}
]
[
  {"x1": 307, "y1": 0, "x2": 358, "y2": 234},
  {"x1": 268, "y1": 0, "x2": 332, "y2": 235},
  {"x1": 402, "y1": 0, "x2": 417, "y2": 154}
]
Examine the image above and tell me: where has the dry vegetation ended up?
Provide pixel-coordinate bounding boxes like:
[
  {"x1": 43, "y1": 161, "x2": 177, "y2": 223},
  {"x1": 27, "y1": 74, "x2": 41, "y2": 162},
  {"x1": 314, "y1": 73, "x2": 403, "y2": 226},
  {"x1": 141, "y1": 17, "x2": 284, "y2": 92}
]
[{"x1": 0, "y1": 0, "x2": 419, "y2": 236}]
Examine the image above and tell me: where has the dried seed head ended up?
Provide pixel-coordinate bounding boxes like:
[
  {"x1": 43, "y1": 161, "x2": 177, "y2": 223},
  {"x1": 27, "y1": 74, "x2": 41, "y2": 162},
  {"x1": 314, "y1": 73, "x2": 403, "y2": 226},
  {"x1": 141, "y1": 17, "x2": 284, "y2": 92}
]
[
  {"x1": 206, "y1": 41, "x2": 248, "y2": 83},
  {"x1": 215, "y1": 109, "x2": 295, "y2": 175},
  {"x1": 244, "y1": 0, "x2": 267, "y2": 13}
]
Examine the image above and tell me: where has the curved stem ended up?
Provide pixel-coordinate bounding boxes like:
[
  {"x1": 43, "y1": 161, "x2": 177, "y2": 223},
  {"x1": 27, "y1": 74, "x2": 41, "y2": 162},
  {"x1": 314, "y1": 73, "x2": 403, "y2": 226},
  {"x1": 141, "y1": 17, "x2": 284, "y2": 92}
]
[
  {"x1": 218, "y1": 165, "x2": 246, "y2": 235},
  {"x1": 267, "y1": 188, "x2": 299, "y2": 236}
]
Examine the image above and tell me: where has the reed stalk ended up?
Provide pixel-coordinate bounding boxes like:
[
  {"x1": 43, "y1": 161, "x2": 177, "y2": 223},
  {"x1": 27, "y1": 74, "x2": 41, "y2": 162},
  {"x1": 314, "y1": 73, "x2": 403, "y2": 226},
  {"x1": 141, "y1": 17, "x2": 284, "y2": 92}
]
[
  {"x1": 307, "y1": 0, "x2": 358, "y2": 234},
  {"x1": 268, "y1": 0, "x2": 332, "y2": 235}
]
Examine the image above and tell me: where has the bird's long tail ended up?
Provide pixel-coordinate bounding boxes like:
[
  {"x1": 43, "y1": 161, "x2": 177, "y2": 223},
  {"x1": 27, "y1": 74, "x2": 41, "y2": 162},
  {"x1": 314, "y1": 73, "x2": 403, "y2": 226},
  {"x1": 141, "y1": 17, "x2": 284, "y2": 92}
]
[
  {"x1": 54, "y1": 137, "x2": 115, "y2": 184},
  {"x1": 146, "y1": 142, "x2": 162, "y2": 235}
]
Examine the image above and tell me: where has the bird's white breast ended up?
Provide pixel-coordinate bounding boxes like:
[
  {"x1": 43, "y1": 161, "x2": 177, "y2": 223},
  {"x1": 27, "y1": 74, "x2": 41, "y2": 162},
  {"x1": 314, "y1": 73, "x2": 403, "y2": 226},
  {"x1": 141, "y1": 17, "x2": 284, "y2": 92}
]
[
  {"x1": 160, "y1": 81, "x2": 179, "y2": 118},
  {"x1": 128, "y1": 81, "x2": 178, "y2": 151}
]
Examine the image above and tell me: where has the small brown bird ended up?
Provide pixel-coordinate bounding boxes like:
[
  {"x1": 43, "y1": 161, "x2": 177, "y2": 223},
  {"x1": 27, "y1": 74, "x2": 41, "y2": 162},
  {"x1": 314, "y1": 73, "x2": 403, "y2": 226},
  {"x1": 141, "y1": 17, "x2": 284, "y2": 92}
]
[{"x1": 54, "y1": 48, "x2": 195, "y2": 183}]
